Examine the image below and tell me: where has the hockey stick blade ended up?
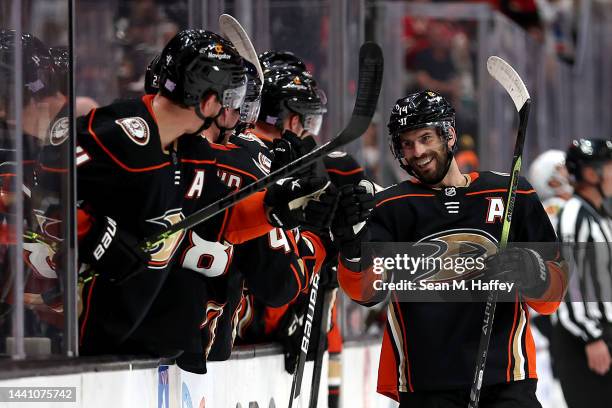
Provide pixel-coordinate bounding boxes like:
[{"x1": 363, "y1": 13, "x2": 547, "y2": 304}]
[
  {"x1": 141, "y1": 42, "x2": 383, "y2": 250},
  {"x1": 486, "y1": 56, "x2": 530, "y2": 112},
  {"x1": 468, "y1": 57, "x2": 531, "y2": 408},
  {"x1": 219, "y1": 14, "x2": 264, "y2": 89}
]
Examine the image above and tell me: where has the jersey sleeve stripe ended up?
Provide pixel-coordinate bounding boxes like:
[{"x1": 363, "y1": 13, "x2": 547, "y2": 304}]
[
  {"x1": 79, "y1": 276, "x2": 97, "y2": 347},
  {"x1": 465, "y1": 189, "x2": 536, "y2": 196},
  {"x1": 506, "y1": 298, "x2": 520, "y2": 381},
  {"x1": 390, "y1": 296, "x2": 414, "y2": 392},
  {"x1": 511, "y1": 304, "x2": 528, "y2": 380},
  {"x1": 40, "y1": 165, "x2": 68, "y2": 173},
  {"x1": 325, "y1": 167, "x2": 364, "y2": 176},
  {"x1": 376, "y1": 193, "x2": 435, "y2": 208},
  {"x1": 523, "y1": 309, "x2": 537, "y2": 378}
]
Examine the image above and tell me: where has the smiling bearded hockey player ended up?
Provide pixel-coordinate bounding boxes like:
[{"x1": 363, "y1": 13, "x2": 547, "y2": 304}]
[{"x1": 331, "y1": 90, "x2": 568, "y2": 407}]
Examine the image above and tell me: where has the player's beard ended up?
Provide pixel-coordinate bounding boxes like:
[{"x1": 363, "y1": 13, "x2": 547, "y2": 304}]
[{"x1": 408, "y1": 144, "x2": 450, "y2": 185}]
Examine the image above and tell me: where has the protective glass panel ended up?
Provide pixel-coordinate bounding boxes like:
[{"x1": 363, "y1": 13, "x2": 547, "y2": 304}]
[
  {"x1": 0, "y1": 0, "x2": 73, "y2": 358},
  {"x1": 76, "y1": 1, "x2": 189, "y2": 105}
]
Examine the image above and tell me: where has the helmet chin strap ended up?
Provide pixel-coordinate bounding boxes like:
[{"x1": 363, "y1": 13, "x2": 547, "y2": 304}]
[
  {"x1": 191, "y1": 104, "x2": 219, "y2": 137},
  {"x1": 193, "y1": 105, "x2": 239, "y2": 144}
]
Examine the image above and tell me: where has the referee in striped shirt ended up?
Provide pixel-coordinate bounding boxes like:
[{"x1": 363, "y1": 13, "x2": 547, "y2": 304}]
[{"x1": 553, "y1": 138, "x2": 612, "y2": 408}]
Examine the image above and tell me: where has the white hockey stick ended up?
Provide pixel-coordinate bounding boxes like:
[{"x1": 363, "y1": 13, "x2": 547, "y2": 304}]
[
  {"x1": 219, "y1": 14, "x2": 264, "y2": 91},
  {"x1": 468, "y1": 56, "x2": 531, "y2": 408}
]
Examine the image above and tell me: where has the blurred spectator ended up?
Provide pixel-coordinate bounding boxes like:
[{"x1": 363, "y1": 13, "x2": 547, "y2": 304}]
[
  {"x1": 362, "y1": 113, "x2": 381, "y2": 183},
  {"x1": 470, "y1": 0, "x2": 544, "y2": 39},
  {"x1": 410, "y1": 21, "x2": 461, "y2": 106},
  {"x1": 535, "y1": 0, "x2": 576, "y2": 62},
  {"x1": 455, "y1": 134, "x2": 480, "y2": 173},
  {"x1": 528, "y1": 149, "x2": 572, "y2": 228}
]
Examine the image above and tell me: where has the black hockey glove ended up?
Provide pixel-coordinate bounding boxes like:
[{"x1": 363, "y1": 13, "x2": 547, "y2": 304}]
[
  {"x1": 330, "y1": 180, "x2": 375, "y2": 259},
  {"x1": 264, "y1": 176, "x2": 338, "y2": 230},
  {"x1": 79, "y1": 216, "x2": 150, "y2": 284},
  {"x1": 270, "y1": 130, "x2": 317, "y2": 177},
  {"x1": 484, "y1": 247, "x2": 550, "y2": 298}
]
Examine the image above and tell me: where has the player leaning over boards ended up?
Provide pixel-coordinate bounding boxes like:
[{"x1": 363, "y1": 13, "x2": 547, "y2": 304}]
[
  {"x1": 331, "y1": 90, "x2": 568, "y2": 407},
  {"x1": 75, "y1": 29, "x2": 325, "y2": 356}
]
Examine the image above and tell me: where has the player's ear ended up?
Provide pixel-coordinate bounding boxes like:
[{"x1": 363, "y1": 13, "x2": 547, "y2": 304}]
[
  {"x1": 447, "y1": 126, "x2": 457, "y2": 149},
  {"x1": 282, "y1": 113, "x2": 301, "y2": 135},
  {"x1": 199, "y1": 92, "x2": 220, "y2": 117}
]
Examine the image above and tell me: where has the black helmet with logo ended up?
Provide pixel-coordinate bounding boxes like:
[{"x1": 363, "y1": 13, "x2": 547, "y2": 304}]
[
  {"x1": 387, "y1": 90, "x2": 456, "y2": 179},
  {"x1": 258, "y1": 67, "x2": 326, "y2": 135},
  {"x1": 157, "y1": 29, "x2": 247, "y2": 110},
  {"x1": 0, "y1": 30, "x2": 54, "y2": 103},
  {"x1": 259, "y1": 50, "x2": 307, "y2": 72}
]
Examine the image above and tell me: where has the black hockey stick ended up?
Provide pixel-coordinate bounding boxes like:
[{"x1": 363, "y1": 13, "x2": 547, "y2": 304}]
[
  {"x1": 141, "y1": 42, "x2": 383, "y2": 251},
  {"x1": 288, "y1": 272, "x2": 321, "y2": 408},
  {"x1": 307, "y1": 288, "x2": 335, "y2": 408},
  {"x1": 468, "y1": 56, "x2": 531, "y2": 408}
]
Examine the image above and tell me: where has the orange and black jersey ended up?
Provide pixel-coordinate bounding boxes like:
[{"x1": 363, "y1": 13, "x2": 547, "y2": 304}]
[
  {"x1": 338, "y1": 171, "x2": 567, "y2": 400},
  {"x1": 170, "y1": 132, "x2": 324, "y2": 371}
]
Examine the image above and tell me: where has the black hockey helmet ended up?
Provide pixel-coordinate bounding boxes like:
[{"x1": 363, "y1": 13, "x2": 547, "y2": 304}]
[
  {"x1": 0, "y1": 30, "x2": 54, "y2": 103},
  {"x1": 144, "y1": 54, "x2": 161, "y2": 95},
  {"x1": 48, "y1": 46, "x2": 68, "y2": 95},
  {"x1": 157, "y1": 29, "x2": 247, "y2": 110},
  {"x1": 387, "y1": 90, "x2": 457, "y2": 179},
  {"x1": 565, "y1": 138, "x2": 612, "y2": 180},
  {"x1": 259, "y1": 50, "x2": 317, "y2": 88},
  {"x1": 259, "y1": 50, "x2": 307, "y2": 72},
  {"x1": 258, "y1": 67, "x2": 326, "y2": 135}
]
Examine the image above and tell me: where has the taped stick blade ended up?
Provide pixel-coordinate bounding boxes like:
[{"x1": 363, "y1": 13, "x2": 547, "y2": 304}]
[
  {"x1": 219, "y1": 14, "x2": 264, "y2": 89},
  {"x1": 487, "y1": 56, "x2": 530, "y2": 112}
]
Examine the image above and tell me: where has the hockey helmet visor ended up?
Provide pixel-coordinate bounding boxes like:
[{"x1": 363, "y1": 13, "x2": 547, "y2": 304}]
[
  {"x1": 219, "y1": 75, "x2": 247, "y2": 110},
  {"x1": 239, "y1": 60, "x2": 262, "y2": 124}
]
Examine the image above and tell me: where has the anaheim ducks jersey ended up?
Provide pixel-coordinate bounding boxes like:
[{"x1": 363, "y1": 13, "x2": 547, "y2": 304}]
[
  {"x1": 338, "y1": 171, "x2": 567, "y2": 400},
  {"x1": 75, "y1": 95, "x2": 219, "y2": 354},
  {"x1": 172, "y1": 132, "x2": 324, "y2": 372}
]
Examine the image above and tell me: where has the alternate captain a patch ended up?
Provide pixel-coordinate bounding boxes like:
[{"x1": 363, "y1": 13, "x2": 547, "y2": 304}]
[{"x1": 115, "y1": 117, "x2": 150, "y2": 146}]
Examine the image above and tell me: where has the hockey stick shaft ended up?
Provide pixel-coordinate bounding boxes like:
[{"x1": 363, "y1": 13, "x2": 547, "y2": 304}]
[
  {"x1": 308, "y1": 289, "x2": 334, "y2": 408},
  {"x1": 289, "y1": 272, "x2": 321, "y2": 408},
  {"x1": 468, "y1": 58, "x2": 531, "y2": 408},
  {"x1": 141, "y1": 42, "x2": 383, "y2": 251}
]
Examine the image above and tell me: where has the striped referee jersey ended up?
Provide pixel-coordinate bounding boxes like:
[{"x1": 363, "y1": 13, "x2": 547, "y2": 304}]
[{"x1": 555, "y1": 195, "x2": 612, "y2": 341}]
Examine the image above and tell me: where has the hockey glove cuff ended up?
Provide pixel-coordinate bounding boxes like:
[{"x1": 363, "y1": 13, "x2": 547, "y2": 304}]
[
  {"x1": 79, "y1": 216, "x2": 150, "y2": 284},
  {"x1": 331, "y1": 180, "x2": 375, "y2": 259},
  {"x1": 485, "y1": 247, "x2": 550, "y2": 299}
]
